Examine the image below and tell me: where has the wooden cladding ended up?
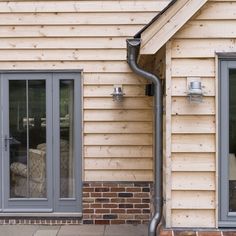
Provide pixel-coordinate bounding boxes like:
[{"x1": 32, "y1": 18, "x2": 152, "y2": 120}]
[
  {"x1": 163, "y1": 0, "x2": 236, "y2": 228},
  {"x1": 0, "y1": 0, "x2": 171, "y2": 182},
  {"x1": 0, "y1": 1, "x2": 168, "y2": 13}
]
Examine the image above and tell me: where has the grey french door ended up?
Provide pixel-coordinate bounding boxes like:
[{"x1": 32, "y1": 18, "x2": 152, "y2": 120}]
[
  {"x1": 219, "y1": 60, "x2": 236, "y2": 226},
  {"x1": 0, "y1": 72, "x2": 82, "y2": 213}
]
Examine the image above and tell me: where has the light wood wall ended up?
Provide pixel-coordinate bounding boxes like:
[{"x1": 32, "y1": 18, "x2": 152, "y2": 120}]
[
  {"x1": 164, "y1": 0, "x2": 236, "y2": 228},
  {"x1": 0, "y1": 0, "x2": 171, "y2": 181}
]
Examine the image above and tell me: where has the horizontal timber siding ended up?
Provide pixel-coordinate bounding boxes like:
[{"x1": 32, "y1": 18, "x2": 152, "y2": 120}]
[
  {"x1": 2, "y1": 0, "x2": 171, "y2": 181},
  {"x1": 166, "y1": 0, "x2": 236, "y2": 228}
]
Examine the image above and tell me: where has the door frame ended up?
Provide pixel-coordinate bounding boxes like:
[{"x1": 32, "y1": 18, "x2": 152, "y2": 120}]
[
  {"x1": 219, "y1": 58, "x2": 236, "y2": 226},
  {"x1": 1, "y1": 73, "x2": 53, "y2": 212},
  {"x1": 52, "y1": 72, "x2": 82, "y2": 213},
  {"x1": 0, "y1": 70, "x2": 82, "y2": 215}
]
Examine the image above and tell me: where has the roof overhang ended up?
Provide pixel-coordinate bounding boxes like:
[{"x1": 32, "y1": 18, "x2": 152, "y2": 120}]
[{"x1": 139, "y1": 0, "x2": 208, "y2": 55}]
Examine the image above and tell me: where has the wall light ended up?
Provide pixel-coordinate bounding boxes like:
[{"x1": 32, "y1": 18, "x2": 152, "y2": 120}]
[
  {"x1": 111, "y1": 85, "x2": 125, "y2": 102},
  {"x1": 187, "y1": 78, "x2": 204, "y2": 103}
]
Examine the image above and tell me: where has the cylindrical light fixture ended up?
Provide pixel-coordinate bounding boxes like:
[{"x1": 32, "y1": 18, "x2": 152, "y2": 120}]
[
  {"x1": 111, "y1": 86, "x2": 125, "y2": 102},
  {"x1": 187, "y1": 80, "x2": 204, "y2": 103}
]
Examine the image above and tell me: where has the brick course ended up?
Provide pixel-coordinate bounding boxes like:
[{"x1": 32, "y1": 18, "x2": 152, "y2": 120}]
[
  {"x1": 82, "y1": 182, "x2": 153, "y2": 225},
  {"x1": 159, "y1": 226, "x2": 230, "y2": 236}
]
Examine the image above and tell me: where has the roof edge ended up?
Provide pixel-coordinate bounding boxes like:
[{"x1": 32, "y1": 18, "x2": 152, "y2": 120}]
[
  {"x1": 134, "y1": 0, "x2": 178, "y2": 39},
  {"x1": 139, "y1": 0, "x2": 208, "y2": 55}
]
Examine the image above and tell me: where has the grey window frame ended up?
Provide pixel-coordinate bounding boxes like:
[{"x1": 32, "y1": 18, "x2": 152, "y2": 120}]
[
  {"x1": 52, "y1": 72, "x2": 82, "y2": 213},
  {"x1": 0, "y1": 71, "x2": 82, "y2": 214},
  {"x1": 219, "y1": 59, "x2": 236, "y2": 226}
]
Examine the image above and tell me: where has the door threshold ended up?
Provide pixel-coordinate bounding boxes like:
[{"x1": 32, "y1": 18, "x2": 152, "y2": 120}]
[{"x1": 0, "y1": 212, "x2": 82, "y2": 217}]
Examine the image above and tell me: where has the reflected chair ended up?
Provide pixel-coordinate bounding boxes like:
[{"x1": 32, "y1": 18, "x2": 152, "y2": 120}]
[
  {"x1": 10, "y1": 148, "x2": 46, "y2": 198},
  {"x1": 10, "y1": 140, "x2": 70, "y2": 198}
]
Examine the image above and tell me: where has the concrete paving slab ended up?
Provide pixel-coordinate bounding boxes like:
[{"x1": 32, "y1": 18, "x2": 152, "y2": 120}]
[
  {"x1": 0, "y1": 225, "x2": 39, "y2": 236},
  {"x1": 0, "y1": 224, "x2": 148, "y2": 236},
  {"x1": 37, "y1": 226, "x2": 61, "y2": 230},
  {"x1": 58, "y1": 225, "x2": 105, "y2": 236},
  {"x1": 104, "y1": 225, "x2": 148, "y2": 236},
  {"x1": 34, "y1": 229, "x2": 59, "y2": 236}
]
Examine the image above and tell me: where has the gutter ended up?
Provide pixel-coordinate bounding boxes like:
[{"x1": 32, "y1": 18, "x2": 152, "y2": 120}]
[{"x1": 126, "y1": 38, "x2": 163, "y2": 236}]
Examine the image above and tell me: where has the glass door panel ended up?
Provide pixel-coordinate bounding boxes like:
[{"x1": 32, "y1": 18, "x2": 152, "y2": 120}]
[
  {"x1": 28, "y1": 80, "x2": 47, "y2": 198},
  {"x1": 9, "y1": 80, "x2": 47, "y2": 199},
  {"x1": 9, "y1": 80, "x2": 27, "y2": 198},
  {"x1": 60, "y1": 80, "x2": 75, "y2": 198},
  {"x1": 229, "y1": 69, "x2": 236, "y2": 212},
  {"x1": 2, "y1": 73, "x2": 53, "y2": 211},
  {"x1": 53, "y1": 73, "x2": 82, "y2": 212}
]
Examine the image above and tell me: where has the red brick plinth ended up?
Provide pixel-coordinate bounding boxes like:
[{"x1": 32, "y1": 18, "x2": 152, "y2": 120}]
[
  {"x1": 160, "y1": 227, "x2": 236, "y2": 236},
  {"x1": 83, "y1": 182, "x2": 153, "y2": 225}
]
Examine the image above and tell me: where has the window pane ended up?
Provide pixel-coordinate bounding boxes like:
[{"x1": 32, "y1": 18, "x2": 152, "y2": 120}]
[
  {"x1": 9, "y1": 80, "x2": 47, "y2": 198},
  {"x1": 60, "y1": 80, "x2": 75, "y2": 198},
  {"x1": 229, "y1": 69, "x2": 236, "y2": 211},
  {"x1": 28, "y1": 80, "x2": 46, "y2": 198},
  {"x1": 9, "y1": 80, "x2": 27, "y2": 198}
]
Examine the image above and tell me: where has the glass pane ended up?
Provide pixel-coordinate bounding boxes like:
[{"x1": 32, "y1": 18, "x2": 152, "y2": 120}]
[
  {"x1": 229, "y1": 69, "x2": 236, "y2": 211},
  {"x1": 9, "y1": 81, "x2": 27, "y2": 198},
  {"x1": 28, "y1": 80, "x2": 46, "y2": 198},
  {"x1": 60, "y1": 80, "x2": 75, "y2": 198},
  {"x1": 9, "y1": 80, "x2": 47, "y2": 198}
]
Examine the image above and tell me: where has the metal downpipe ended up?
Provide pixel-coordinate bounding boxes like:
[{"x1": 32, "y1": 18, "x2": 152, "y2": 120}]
[{"x1": 126, "y1": 38, "x2": 163, "y2": 236}]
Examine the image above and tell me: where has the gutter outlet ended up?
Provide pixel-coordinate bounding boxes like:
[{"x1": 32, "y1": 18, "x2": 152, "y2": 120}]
[{"x1": 126, "y1": 38, "x2": 163, "y2": 236}]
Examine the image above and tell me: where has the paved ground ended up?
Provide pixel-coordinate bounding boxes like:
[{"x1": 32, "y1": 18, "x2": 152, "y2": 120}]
[{"x1": 0, "y1": 225, "x2": 148, "y2": 236}]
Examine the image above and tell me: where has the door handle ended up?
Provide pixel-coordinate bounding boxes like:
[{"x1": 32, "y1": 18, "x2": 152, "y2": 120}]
[{"x1": 4, "y1": 136, "x2": 13, "y2": 151}]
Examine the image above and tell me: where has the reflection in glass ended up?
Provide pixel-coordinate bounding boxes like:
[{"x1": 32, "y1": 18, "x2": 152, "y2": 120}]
[
  {"x1": 9, "y1": 80, "x2": 27, "y2": 198},
  {"x1": 60, "y1": 80, "x2": 75, "y2": 198},
  {"x1": 10, "y1": 80, "x2": 47, "y2": 198},
  {"x1": 229, "y1": 70, "x2": 236, "y2": 211}
]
